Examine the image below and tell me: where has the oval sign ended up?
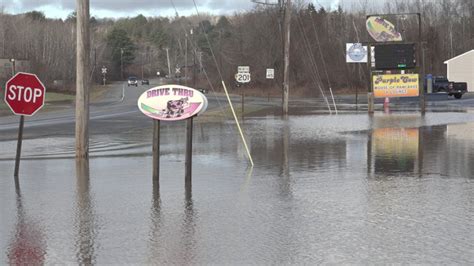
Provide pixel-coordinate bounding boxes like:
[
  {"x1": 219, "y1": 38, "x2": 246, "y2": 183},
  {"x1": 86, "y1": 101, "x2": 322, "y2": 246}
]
[
  {"x1": 366, "y1": 17, "x2": 402, "y2": 42},
  {"x1": 138, "y1": 84, "x2": 208, "y2": 121}
]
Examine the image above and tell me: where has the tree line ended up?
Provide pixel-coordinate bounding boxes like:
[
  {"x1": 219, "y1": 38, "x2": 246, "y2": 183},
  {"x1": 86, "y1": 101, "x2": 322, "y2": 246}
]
[{"x1": 0, "y1": 0, "x2": 472, "y2": 96}]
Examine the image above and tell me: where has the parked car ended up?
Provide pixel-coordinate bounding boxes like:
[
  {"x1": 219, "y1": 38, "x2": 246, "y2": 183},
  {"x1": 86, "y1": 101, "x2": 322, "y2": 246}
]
[
  {"x1": 198, "y1": 88, "x2": 207, "y2": 94},
  {"x1": 141, "y1": 79, "x2": 149, "y2": 85},
  {"x1": 425, "y1": 76, "x2": 466, "y2": 99},
  {"x1": 127, "y1": 76, "x2": 138, "y2": 87}
]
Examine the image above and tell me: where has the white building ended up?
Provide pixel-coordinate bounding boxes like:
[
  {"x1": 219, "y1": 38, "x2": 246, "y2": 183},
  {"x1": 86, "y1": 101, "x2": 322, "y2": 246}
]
[{"x1": 444, "y1": 50, "x2": 474, "y2": 92}]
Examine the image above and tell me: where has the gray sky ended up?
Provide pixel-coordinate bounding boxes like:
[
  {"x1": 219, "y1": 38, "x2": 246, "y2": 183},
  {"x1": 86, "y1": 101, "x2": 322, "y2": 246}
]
[{"x1": 2, "y1": 0, "x2": 340, "y2": 19}]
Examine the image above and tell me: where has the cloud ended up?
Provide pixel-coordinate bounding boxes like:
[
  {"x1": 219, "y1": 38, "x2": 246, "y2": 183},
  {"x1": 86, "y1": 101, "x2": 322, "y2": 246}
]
[{"x1": 3, "y1": 0, "x2": 256, "y2": 18}]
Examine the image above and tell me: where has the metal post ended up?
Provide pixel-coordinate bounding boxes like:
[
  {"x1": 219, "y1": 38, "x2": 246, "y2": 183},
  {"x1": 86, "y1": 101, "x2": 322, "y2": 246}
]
[
  {"x1": 14, "y1": 116, "x2": 24, "y2": 177},
  {"x1": 282, "y1": 0, "x2": 291, "y2": 115},
  {"x1": 417, "y1": 13, "x2": 425, "y2": 114},
  {"x1": 241, "y1": 92, "x2": 245, "y2": 117},
  {"x1": 185, "y1": 35, "x2": 188, "y2": 85},
  {"x1": 120, "y1": 48, "x2": 124, "y2": 80},
  {"x1": 153, "y1": 120, "x2": 160, "y2": 188},
  {"x1": 185, "y1": 117, "x2": 193, "y2": 186},
  {"x1": 165, "y1": 48, "x2": 171, "y2": 79},
  {"x1": 367, "y1": 43, "x2": 374, "y2": 113}
]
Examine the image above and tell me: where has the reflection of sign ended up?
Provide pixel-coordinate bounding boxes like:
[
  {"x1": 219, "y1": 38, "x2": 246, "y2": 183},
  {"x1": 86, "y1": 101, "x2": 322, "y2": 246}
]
[
  {"x1": 138, "y1": 85, "x2": 207, "y2": 121},
  {"x1": 373, "y1": 74, "x2": 419, "y2": 98},
  {"x1": 235, "y1": 73, "x2": 251, "y2": 83},
  {"x1": 4, "y1": 72, "x2": 46, "y2": 116},
  {"x1": 366, "y1": 17, "x2": 402, "y2": 42},
  {"x1": 346, "y1": 43, "x2": 367, "y2": 63},
  {"x1": 266, "y1": 68, "x2": 274, "y2": 79},
  {"x1": 372, "y1": 127, "x2": 419, "y2": 173}
]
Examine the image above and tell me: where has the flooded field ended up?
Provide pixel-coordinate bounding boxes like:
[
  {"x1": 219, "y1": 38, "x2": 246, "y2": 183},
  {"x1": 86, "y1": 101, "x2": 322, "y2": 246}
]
[{"x1": 1, "y1": 111, "x2": 473, "y2": 264}]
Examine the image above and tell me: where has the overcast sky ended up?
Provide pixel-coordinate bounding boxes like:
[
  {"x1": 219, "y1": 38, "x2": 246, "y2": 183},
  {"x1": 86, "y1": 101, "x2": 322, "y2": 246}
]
[{"x1": 1, "y1": 0, "x2": 341, "y2": 19}]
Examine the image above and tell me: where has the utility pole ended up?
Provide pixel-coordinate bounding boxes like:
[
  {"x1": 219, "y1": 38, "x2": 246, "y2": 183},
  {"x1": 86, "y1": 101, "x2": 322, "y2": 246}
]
[
  {"x1": 75, "y1": 0, "x2": 90, "y2": 159},
  {"x1": 165, "y1": 48, "x2": 171, "y2": 78},
  {"x1": 282, "y1": 0, "x2": 291, "y2": 115},
  {"x1": 120, "y1": 48, "x2": 124, "y2": 80}
]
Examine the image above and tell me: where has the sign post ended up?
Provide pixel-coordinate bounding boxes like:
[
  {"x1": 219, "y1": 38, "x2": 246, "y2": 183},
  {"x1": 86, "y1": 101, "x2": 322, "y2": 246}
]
[
  {"x1": 138, "y1": 84, "x2": 208, "y2": 188},
  {"x1": 235, "y1": 66, "x2": 251, "y2": 84},
  {"x1": 4, "y1": 72, "x2": 46, "y2": 177},
  {"x1": 101, "y1": 66, "x2": 107, "y2": 86}
]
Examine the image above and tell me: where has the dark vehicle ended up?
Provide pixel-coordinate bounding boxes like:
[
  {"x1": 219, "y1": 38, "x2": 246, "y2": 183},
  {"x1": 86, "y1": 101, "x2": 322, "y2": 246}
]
[
  {"x1": 141, "y1": 79, "x2": 149, "y2": 85},
  {"x1": 425, "y1": 76, "x2": 466, "y2": 99},
  {"x1": 127, "y1": 76, "x2": 138, "y2": 87},
  {"x1": 452, "y1": 82, "x2": 468, "y2": 99},
  {"x1": 198, "y1": 88, "x2": 207, "y2": 94}
]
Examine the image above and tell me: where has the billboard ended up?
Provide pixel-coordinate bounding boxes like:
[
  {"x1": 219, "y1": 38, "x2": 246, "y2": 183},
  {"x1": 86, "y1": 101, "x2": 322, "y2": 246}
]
[
  {"x1": 366, "y1": 17, "x2": 402, "y2": 42},
  {"x1": 346, "y1": 43, "x2": 368, "y2": 63},
  {"x1": 374, "y1": 43, "x2": 416, "y2": 69},
  {"x1": 372, "y1": 74, "x2": 419, "y2": 98}
]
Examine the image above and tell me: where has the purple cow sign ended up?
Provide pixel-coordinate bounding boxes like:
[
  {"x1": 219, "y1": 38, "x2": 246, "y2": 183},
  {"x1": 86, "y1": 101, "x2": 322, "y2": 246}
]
[{"x1": 138, "y1": 84, "x2": 208, "y2": 121}]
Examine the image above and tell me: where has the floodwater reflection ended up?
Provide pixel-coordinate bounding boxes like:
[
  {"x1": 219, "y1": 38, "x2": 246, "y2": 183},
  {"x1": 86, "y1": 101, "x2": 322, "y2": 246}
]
[
  {"x1": 7, "y1": 184, "x2": 46, "y2": 264},
  {"x1": 1, "y1": 113, "x2": 473, "y2": 264},
  {"x1": 74, "y1": 159, "x2": 97, "y2": 264}
]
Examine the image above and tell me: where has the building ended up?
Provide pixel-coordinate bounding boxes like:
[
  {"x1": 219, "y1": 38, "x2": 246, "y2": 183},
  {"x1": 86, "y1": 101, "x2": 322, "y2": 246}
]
[
  {"x1": 444, "y1": 50, "x2": 474, "y2": 92},
  {"x1": 0, "y1": 59, "x2": 31, "y2": 79}
]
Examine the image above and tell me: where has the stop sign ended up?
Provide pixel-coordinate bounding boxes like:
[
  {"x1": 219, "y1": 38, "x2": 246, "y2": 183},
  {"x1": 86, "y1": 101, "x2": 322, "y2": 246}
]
[{"x1": 4, "y1": 72, "x2": 46, "y2": 116}]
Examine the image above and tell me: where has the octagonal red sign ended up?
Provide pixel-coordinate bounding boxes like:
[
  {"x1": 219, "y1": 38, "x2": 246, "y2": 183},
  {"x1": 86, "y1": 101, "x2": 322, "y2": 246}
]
[{"x1": 4, "y1": 72, "x2": 46, "y2": 116}]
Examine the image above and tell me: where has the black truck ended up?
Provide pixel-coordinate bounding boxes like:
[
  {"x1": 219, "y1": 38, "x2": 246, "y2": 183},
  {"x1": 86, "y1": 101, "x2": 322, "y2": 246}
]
[{"x1": 426, "y1": 76, "x2": 467, "y2": 99}]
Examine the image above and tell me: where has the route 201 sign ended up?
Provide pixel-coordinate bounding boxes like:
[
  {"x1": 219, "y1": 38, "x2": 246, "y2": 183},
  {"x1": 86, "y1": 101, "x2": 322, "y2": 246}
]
[
  {"x1": 235, "y1": 72, "x2": 251, "y2": 83},
  {"x1": 4, "y1": 72, "x2": 46, "y2": 116}
]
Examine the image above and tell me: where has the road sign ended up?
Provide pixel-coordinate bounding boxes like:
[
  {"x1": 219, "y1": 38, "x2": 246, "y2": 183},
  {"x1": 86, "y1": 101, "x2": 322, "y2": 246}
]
[
  {"x1": 101, "y1": 66, "x2": 107, "y2": 74},
  {"x1": 238, "y1": 66, "x2": 249, "y2": 73},
  {"x1": 235, "y1": 73, "x2": 251, "y2": 83},
  {"x1": 346, "y1": 43, "x2": 368, "y2": 63},
  {"x1": 266, "y1": 68, "x2": 275, "y2": 79},
  {"x1": 4, "y1": 72, "x2": 46, "y2": 116}
]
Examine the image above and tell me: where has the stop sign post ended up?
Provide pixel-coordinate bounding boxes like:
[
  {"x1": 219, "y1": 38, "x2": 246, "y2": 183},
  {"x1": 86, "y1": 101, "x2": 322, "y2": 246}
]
[{"x1": 3, "y1": 72, "x2": 46, "y2": 178}]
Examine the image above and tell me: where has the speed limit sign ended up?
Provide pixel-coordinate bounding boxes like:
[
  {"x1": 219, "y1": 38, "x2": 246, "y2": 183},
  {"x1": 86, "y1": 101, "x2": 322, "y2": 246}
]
[{"x1": 235, "y1": 72, "x2": 251, "y2": 83}]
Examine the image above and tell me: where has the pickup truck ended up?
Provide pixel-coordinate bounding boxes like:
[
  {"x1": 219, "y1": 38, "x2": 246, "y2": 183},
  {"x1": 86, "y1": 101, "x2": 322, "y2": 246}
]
[{"x1": 425, "y1": 76, "x2": 467, "y2": 99}]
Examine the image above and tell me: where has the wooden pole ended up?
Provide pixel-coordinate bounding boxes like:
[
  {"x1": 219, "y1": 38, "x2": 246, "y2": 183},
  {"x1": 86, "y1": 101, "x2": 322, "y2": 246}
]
[
  {"x1": 153, "y1": 120, "x2": 160, "y2": 187},
  {"x1": 282, "y1": 0, "x2": 291, "y2": 115},
  {"x1": 185, "y1": 117, "x2": 193, "y2": 186},
  {"x1": 75, "y1": 0, "x2": 90, "y2": 159}
]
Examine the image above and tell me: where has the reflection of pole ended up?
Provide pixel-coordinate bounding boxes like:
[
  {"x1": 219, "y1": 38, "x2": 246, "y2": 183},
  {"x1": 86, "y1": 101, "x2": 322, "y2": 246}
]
[
  {"x1": 153, "y1": 120, "x2": 160, "y2": 188},
  {"x1": 282, "y1": 0, "x2": 291, "y2": 115},
  {"x1": 185, "y1": 118, "x2": 193, "y2": 186}
]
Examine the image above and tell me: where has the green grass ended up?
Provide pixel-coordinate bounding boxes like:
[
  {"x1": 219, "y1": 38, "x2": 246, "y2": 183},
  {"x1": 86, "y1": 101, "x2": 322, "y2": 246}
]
[{"x1": 45, "y1": 92, "x2": 76, "y2": 102}]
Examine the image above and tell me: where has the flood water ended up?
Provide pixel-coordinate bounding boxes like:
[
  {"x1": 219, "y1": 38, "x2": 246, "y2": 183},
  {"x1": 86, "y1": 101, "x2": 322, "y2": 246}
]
[{"x1": 1, "y1": 111, "x2": 473, "y2": 264}]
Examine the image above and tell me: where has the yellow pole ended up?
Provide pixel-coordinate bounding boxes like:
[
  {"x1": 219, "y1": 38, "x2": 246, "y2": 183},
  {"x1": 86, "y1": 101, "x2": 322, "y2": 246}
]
[{"x1": 221, "y1": 81, "x2": 254, "y2": 166}]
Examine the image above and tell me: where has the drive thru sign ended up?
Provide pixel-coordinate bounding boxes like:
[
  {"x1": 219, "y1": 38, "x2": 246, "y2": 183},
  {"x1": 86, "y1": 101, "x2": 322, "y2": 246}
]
[{"x1": 4, "y1": 72, "x2": 46, "y2": 116}]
